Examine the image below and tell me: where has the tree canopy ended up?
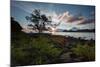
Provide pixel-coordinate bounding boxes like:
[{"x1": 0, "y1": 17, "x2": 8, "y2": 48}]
[{"x1": 25, "y1": 9, "x2": 51, "y2": 33}]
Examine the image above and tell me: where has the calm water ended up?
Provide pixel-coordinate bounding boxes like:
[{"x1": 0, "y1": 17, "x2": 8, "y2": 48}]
[{"x1": 52, "y1": 32, "x2": 95, "y2": 40}]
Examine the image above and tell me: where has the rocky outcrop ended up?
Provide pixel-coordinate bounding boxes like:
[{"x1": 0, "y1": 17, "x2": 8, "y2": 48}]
[{"x1": 11, "y1": 17, "x2": 22, "y2": 32}]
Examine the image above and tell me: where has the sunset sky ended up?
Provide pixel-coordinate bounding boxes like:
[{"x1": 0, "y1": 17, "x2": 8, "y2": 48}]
[{"x1": 11, "y1": 0, "x2": 95, "y2": 30}]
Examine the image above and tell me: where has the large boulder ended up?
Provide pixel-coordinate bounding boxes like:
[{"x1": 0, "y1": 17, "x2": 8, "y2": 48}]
[{"x1": 11, "y1": 17, "x2": 22, "y2": 32}]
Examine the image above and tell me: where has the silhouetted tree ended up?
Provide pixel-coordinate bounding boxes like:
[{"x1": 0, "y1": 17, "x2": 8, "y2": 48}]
[{"x1": 25, "y1": 9, "x2": 51, "y2": 33}]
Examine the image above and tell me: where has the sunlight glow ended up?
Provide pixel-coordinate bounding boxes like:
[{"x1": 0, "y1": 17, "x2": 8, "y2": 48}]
[{"x1": 51, "y1": 27, "x2": 56, "y2": 34}]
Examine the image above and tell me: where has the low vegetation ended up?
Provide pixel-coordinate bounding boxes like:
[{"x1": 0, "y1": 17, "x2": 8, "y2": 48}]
[{"x1": 11, "y1": 32, "x2": 95, "y2": 66}]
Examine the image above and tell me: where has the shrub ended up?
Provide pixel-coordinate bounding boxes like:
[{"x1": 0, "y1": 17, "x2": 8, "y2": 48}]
[
  {"x1": 71, "y1": 43, "x2": 95, "y2": 61},
  {"x1": 11, "y1": 33, "x2": 62, "y2": 66}
]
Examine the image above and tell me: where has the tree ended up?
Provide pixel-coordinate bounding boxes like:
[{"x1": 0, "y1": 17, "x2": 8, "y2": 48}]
[{"x1": 25, "y1": 9, "x2": 51, "y2": 33}]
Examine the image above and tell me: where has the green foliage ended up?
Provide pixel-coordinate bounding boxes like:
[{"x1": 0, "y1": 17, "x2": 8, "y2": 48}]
[
  {"x1": 11, "y1": 32, "x2": 95, "y2": 66},
  {"x1": 71, "y1": 43, "x2": 95, "y2": 61},
  {"x1": 11, "y1": 33, "x2": 62, "y2": 66}
]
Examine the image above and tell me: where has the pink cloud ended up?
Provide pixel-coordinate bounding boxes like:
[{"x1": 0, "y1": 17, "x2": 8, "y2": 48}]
[{"x1": 57, "y1": 11, "x2": 95, "y2": 25}]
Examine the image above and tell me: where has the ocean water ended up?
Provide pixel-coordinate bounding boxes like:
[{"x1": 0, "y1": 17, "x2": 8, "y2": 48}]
[{"x1": 52, "y1": 32, "x2": 95, "y2": 40}]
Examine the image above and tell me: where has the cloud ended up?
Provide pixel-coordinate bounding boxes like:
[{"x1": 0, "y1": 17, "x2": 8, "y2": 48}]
[
  {"x1": 40, "y1": 10, "x2": 95, "y2": 25},
  {"x1": 57, "y1": 11, "x2": 95, "y2": 25},
  {"x1": 77, "y1": 11, "x2": 95, "y2": 24},
  {"x1": 78, "y1": 18, "x2": 95, "y2": 24},
  {"x1": 58, "y1": 11, "x2": 84, "y2": 23},
  {"x1": 91, "y1": 11, "x2": 95, "y2": 17}
]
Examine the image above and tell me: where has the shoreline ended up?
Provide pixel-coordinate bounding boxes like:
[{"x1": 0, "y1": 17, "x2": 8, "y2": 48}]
[{"x1": 26, "y1": 32, "x2": 95, "y2": 40}]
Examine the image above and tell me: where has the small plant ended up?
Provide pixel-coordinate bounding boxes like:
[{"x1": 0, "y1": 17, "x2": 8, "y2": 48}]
[{"x1": 71, "y1": 43, "x2": 95, "y2": 61}]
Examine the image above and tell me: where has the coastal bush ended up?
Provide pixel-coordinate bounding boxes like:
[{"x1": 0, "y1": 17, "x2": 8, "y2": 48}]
[
  {"x1": 71, "y1": 43, "x2": 95, "y2": 61},
  {"x1": 11, "y1": 33, "x2": 62, "y2": 66}
]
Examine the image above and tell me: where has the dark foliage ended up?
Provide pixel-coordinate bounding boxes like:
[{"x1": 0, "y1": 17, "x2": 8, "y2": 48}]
[
  {"x1": 25, "y1": 9, "x2": 51, "y2": 33},
  {"x1": 11, "y1": 17, "x2": 22, "y2": 32}
]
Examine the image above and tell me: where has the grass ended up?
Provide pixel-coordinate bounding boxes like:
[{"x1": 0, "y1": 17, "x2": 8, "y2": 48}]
[
  {"x1": 71, "y1": 43, "x2": 95, "y2": 61},
  {"x1": 11, "y1": 32, "x2": 63, "y2": 66},
  {"x1": 11, "y1": 32, "x2": 95, "y2": 66}
]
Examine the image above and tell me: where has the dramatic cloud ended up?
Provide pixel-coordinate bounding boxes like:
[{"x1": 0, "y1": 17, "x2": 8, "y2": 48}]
[
  {"x1": 78, "y1": 18, "x2": 95, "y2": 24},
  {"x1": 57, "y1": 11, "x2": 84, "y2": 23},
  {"x1": 77, "y1": 11, "x2": 95, "y2": 25},
  {"x1": 28, "y1": 10, "x2": 95, "y2": 25},
  {"x1": 56, "y1": 11, "x2": 95, "y2": 25}
]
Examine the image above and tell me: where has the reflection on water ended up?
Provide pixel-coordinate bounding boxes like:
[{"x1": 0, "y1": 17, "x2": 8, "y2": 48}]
[{"x1": 52, "y1": 32, "x2": 95, "y2": 40}]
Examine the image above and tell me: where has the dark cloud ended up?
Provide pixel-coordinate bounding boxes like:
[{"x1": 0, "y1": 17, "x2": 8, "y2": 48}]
[
  {"x1": 67, "y1": 16, "x2": 84, "y2": 22},
  {"x1": 78, "y1": 18, "x2": 95, "y2": 25},
  {"x1": 59, "y1": 12, "x2": 85, "y2": 23},
  {"x1": 78, "y1": 11, "x2": 95, "y2": 24},
  {"x1": 59, "y1": 11, "x2": 95, "y2": 25}
]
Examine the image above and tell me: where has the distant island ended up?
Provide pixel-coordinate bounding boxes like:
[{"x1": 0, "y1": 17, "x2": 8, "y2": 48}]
[{"x1": 56, "y1": 28, "x2": 95, "y2": 32}]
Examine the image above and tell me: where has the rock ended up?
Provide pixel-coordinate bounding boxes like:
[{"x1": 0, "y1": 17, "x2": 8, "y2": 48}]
[
  {"x1": 59, "y1": 52, "x2": 72, "y2": 62},
  {"x1": 11, "y1": 17, "x2": 22, "y2": 32}
]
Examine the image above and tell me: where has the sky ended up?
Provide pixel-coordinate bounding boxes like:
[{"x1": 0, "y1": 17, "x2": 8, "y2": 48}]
[{"x1": 11, "y1": 0, "x2": 95, "y2": 30}]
